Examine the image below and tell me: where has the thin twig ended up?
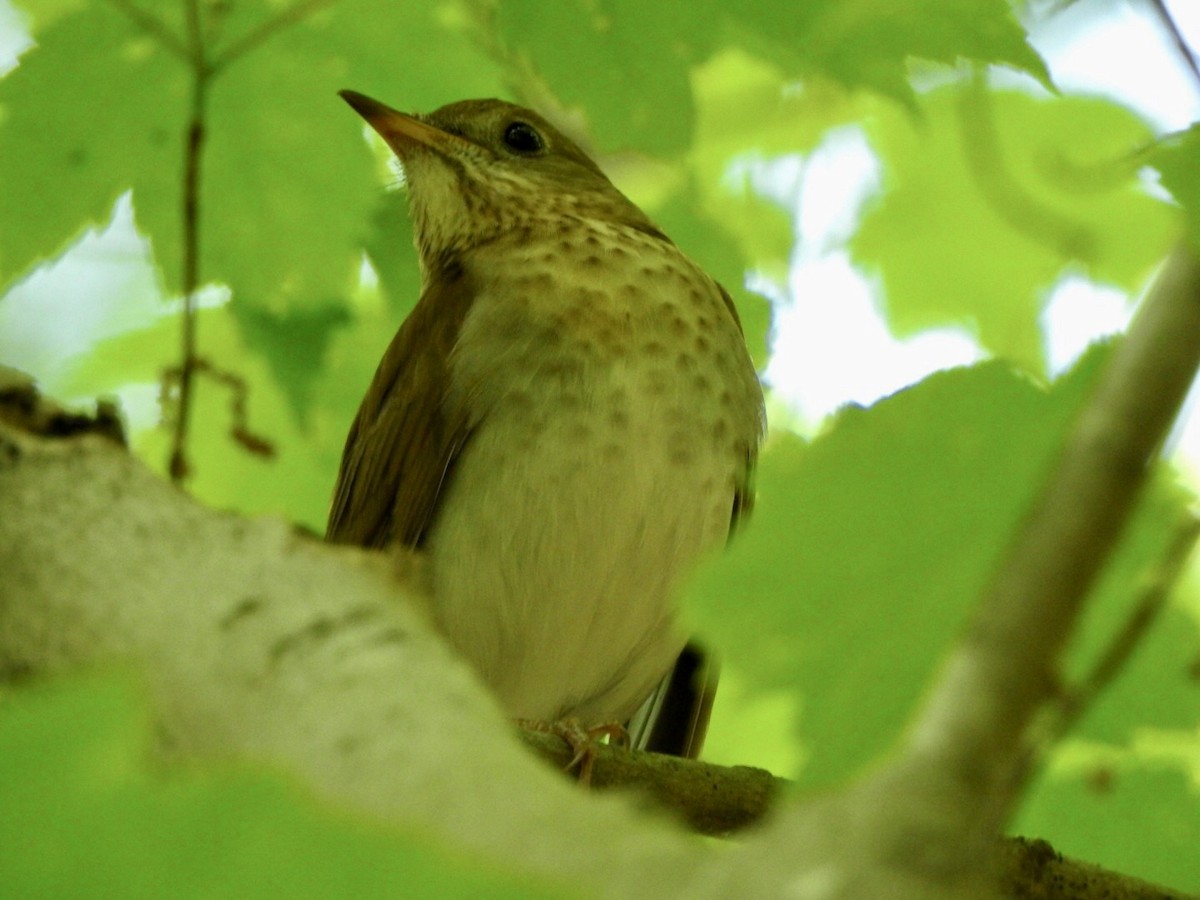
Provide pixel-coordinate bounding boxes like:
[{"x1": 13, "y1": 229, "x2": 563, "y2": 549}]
[
  {"x1": 167, "y1": 0, "x2": 209, "y2": 483},
  {"x1": 101, "y1": 0, "x2": 190, "y2": 61},
  {"x1": 196, "y1": 359, "x2": 276, "y2": 458},
  {"x1": 209, "y1": 0, "x2": 339, "y2": 75},
  {"x1": 1148, "y1": 0, "x2": 1200, "y2": 92},
  {"x1": 1057, "y1": 514, "x2": 1200, "y2": 734},
  {"x1": 1007, "y1": 513, "x2": 1200, "y2": 795},
  {"x1": 162, "y1": 358, "x2": 277, "y2": 463}
]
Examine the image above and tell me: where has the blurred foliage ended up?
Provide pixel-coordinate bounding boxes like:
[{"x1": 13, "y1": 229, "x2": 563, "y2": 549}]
[
  {"x1": 854, "y1": 84, "x2": 1179, "y2": 372},
  {"x1": 1153, "y1": 122, "x2": 1200, "y2": 250},
  {"x1": 0, "y1": 672, "x2": 564, "y2": 899},
  {"x1": 691, "y1": 350, "x2": 1200, "y2": 887},
  {"x1": 1, "y1": 0, "x2": 1198, "y2": 892}
]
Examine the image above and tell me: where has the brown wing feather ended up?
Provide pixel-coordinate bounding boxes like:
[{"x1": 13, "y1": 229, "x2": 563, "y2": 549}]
[{"x1": 326, "y1": 261, "x2": 476, "y2": 549}]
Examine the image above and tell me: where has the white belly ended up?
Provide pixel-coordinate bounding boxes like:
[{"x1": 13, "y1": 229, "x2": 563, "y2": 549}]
[{"x1": 427, "y1": 391, "x2": 736, "y2": 722}]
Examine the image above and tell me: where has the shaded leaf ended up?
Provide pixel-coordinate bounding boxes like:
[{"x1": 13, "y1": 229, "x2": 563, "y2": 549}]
[
  {"x1": 1014, "y1": 764, "x2": 1200, "y2": 891},
  {"x1": 497, "y1": 0, "x2": 697, "y2": 155},
  {"x1": 688, "y1": 350, "x2": 1112, "y2": 787},
  {"x1": 729, "y1": 0, "x2": 1049, "y2": 104},
  {"x1": 231, "y1": 303, "x2": 351, "y2": 426},
  {"x1": 0, "y1": 4, "x2": 184, "y2": 291}
]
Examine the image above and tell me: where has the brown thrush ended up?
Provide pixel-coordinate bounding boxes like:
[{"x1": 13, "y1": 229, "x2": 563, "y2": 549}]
[{"x1": 327, "y1": 91, "x2": 764, "y2": 757}]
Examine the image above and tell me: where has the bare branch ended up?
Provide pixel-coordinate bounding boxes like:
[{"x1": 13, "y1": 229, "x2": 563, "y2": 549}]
[
  {"x1": 906, "y1": 244, "x2": 1200, "y2": 828},
  {"x1": 1148, "y1": 0, "x2": 1200, "y2": 92}
]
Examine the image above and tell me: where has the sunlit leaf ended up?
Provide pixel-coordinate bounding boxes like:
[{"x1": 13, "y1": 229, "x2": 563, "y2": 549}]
[
  {"x1": 728, "y1": 0, "x2": 1049, "y2": 104},
  {"x1": 497, "y1": 0, "x2": 698, "y2": 156},
  {"x1": 0, "y1": 5, "x2": 184, "y2": 291},
  {"x1": 1151, "y1": 123, "x2": 1200, "y2": 249},
  {"x1": 854, "y1": 86, "x2": 1179, "y2": 372},
  {"x1": 1015, "y1": 764, "x2": 1200, "y2": 890}
]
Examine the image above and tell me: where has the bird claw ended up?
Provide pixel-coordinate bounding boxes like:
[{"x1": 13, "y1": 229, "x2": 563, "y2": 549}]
[{"x1": 519, "y1": 718, "x2": 629, "y2": 785}]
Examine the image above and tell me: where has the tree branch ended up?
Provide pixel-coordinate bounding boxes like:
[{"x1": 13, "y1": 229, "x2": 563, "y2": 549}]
[
  {"x1": 905, "y1": 244, "x2": 1200, "y2": 829},
  {"x1": 0, "y1": 379, "x2": 707, "y2": 898}
]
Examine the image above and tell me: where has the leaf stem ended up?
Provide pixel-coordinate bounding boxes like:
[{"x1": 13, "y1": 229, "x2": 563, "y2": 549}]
[
  {"x1": 209, "y1": 0, "x2": 338, "y2": 75},
  {"x1": 102, "y1": 0, "x2": 190, "y2": 61},
  {"x1": 160, "y1": 0, "x2": 334, "y2": 481},
  {"x1": 167, "y1": 0, "x2": 210, "y2": 483}
]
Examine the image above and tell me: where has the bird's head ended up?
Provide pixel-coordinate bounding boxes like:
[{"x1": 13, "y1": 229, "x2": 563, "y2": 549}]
[{"x1": 340, "y1": 91, "x2": 659, "y2": 274}]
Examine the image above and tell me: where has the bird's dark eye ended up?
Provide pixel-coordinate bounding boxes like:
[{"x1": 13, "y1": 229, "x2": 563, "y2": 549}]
[{"x1": 503, "y1": 121, "x2": 544, "y2": 154}]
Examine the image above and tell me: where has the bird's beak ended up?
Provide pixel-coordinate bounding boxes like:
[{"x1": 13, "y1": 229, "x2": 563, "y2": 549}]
[{"x1": 339, "y1": 90, "x2": 468, "y2": 158}]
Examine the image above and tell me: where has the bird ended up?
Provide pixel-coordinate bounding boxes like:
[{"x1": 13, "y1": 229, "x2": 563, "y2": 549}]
[{"x1": 326, "y1": 90, "x2": 764, "y2": 759}]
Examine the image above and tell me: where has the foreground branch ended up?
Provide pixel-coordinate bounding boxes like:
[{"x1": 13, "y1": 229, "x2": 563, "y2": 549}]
[{"x1": 0, "y1": 378, "x2": 707, "y2": 899}]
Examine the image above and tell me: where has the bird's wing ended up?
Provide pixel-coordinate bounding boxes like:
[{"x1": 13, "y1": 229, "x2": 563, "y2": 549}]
[
  {"x1": 629, "y1": 642, "x2": 720, "y2": 759},
  {"x1": 326, "y1": 264, "x2": 476, "y2": 549}
]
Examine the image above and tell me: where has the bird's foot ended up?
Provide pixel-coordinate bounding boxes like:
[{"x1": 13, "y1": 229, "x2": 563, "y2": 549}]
[{"x1": 518, "y1": 718, "x2": 628, "y2": 785}]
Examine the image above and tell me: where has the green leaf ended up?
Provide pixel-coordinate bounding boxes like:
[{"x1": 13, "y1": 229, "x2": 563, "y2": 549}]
[
  {"x1": 1015, "y1": 763, "x2": 1200, "y2": 890},
  {"x1": 8, "y1": 0, "x2": 89, "y2": 33},
  {"x1": 854, "y1": 86, "x2": 1179, "y2": 373},
  {"x1": 0, "y1": 673, "x2": 563, "y2": 899},
  {"x1": 1063, "y1": 481, "x2": 1200, "y2": 741},
  {"x1": 231, "y1": 303, "x2": 351, "y2": 426},
  {"x1": 729, "y1": 0, "x2": 1049, "y2": 104},
  {"x1": 198, "y1": 29, "x2": 379, "y2": 316},
  {"x1": 691, "y1": 50, "x2": 868, "y2": 165},
  {"x1": 364, "y1": 190, "x2": 422, "y2": 319},
  {"x1": 688, "y1": 350, "x2": 1118, "y2": 787},
  {"x1": 0, "y1": 4, "x2": 185, "y2": 291},
  {"x1": 1076, "y1": 601, "x2": 1200, "y2": 736},
  {"x1": 309, "y1": 0, "x2": 506, "y2": 114},
  {"x1": 496, "y1": 0, "x2": 697, "y2": 155},
  {"x1": 1150, "y1": 123, "x2": 1200, "y2": 250}
]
